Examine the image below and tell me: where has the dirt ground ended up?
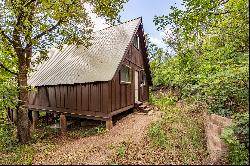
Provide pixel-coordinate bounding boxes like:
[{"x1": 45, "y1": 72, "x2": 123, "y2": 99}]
[{"x1": 32, "y1": 110, "x2": 163, "y2": 165}]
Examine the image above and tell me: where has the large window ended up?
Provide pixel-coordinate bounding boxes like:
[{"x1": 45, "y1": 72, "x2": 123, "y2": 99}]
[
  {"x1": 120, "y1": 65, "x2": 131, "y2": 84},
  {"x1": 133, "y1": 35, "x2": 139, "y2": 49}
]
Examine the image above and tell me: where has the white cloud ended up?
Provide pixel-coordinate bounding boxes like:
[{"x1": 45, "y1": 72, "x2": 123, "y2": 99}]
[
  {"x1": 83, "y1": 3, "x2": 109, "y2": 31},
  {"x1": 150, "y1": 27, "x2": 174, "y2": 48},
  {"x1": 150, "y1": 37, "x2": 165, "y2": 48}
]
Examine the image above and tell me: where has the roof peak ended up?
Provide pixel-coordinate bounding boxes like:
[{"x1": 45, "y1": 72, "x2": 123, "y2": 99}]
[{"x1": 93, "y1": 17, "x2": 142, "y2": 33}]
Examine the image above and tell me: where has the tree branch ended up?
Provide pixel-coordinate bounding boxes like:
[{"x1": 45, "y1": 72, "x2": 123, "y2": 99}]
[
  {"x1": 0, "y1": 62, "x2": 18, "y2": 75},
  {"x1": 220, "y1": 0, "x2": 229, "y2": 5},
  {"x1": 32, "y1": 19, "x2": 63, "y2": 40},
  {"x1": 24, "y1": 0, "x2": 37, "y2": 7},
  {"x1": 0, "y1": 27, "x2": 13, "y2": 44},
  {"x1": 209, "y1": 10, "x2": 231, "y2": 15}
]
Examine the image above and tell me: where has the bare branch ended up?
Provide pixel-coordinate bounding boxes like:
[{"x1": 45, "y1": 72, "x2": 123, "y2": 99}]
[
  {"x1": 0, "y1": 27, "x2": 13, "y2": 44},
  {"x1": 0, "y1": 62, "x2": 18, "y2": 75},
  {"x1": 32, "y1": 19, "x2": 63, "y2": 40}
]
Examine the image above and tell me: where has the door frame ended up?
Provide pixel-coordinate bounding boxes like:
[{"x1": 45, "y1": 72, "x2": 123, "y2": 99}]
[{"x1": 134, "y1": 70, "x2": 139, "y2": 102}]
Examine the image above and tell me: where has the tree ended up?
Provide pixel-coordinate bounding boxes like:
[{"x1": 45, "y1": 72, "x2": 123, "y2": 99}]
[
  {"x1": 0, "y1": 0, "x2": 128, "y2": 143},
  {"x1": 152, "y1": 0, "x2": 249, "y2": 164},
  {"x1": 153, "y1": 0, "x2": 249, "y2": 114}
]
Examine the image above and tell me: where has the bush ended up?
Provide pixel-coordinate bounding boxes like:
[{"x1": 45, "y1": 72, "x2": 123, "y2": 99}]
[
  {"x1": 0, "y1": 123, "x2": 18, "y2": 152},
  {"x1": 221, "y1": 112, "x2": 249, "y2": 165}
]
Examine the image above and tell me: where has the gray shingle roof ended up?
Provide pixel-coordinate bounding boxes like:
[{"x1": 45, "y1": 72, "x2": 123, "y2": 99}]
[{"x1": 28, "y1": 17, "x2": 142, "y2": 86}]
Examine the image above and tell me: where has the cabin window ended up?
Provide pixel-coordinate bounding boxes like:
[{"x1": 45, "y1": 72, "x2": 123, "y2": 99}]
[
  {"x1": 141, "y1": 71, "x2": 146, "y2": 85},
  {"x1": 133, "y1": 34, "x2": 140, "y2": 49},
  {"x1": 120, "y1": 65, "x2": 131, "y2": 84}
]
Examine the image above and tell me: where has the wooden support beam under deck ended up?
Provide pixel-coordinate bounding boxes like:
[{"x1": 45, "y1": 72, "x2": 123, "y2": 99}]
[
  {"x1": 106, "y1": 118, "x2": 113, "y2": 130},
  {"x1": 60, "y1": 114, "x2": 67, "y2": 132},
  {"x1": 32, "y1": 111, "x2": 39, "y2": 129}
]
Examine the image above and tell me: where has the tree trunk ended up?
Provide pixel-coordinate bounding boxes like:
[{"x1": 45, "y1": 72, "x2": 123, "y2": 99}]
[{"x1": 16, "y1": 49, "x2": 31, "y2": 143}]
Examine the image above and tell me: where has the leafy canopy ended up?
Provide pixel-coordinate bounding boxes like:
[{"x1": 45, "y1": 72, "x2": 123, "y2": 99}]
[
  {"x1": 151, "y1": 0, "x2": 249, "y2": 164},
  {"x1": 0, "y1": 0, "x2": 128, "y2": 69}
]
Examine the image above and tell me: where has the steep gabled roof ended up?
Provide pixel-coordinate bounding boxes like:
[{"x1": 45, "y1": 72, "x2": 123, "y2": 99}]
[{"x1": 28, "y1": 18, "x2": 142, "y2": 86}]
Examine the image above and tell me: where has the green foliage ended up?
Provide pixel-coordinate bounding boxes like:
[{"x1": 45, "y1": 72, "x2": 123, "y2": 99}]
[
  {"x1": 147, "y1": 121, "x2": 168, "y2": 148},
  {"x1": 95, "y1": 124, "x2": 106, "y2": 134},
  {"x1": 0, "y1": 0, "x2": 128, "y2": 55},
  {"x1": 32, "y1": 127, "x2": 60, "y2": 142},
  {"x1": 117, "y1": 144, "x2": 126, "y2": 157},
  {"x1": 0, "y1": 78, "x2": 18, "y2": 123},
  {"x1": 149, "y1": 90, "x2": 178, "y2": 109},
  {"x1": 151, "y1": 0, "x2": 249, "y2": 164},
  {"x1": 0, "y1": 143, "x2": 35, "y2": 165},
  {"x1": 152, "y1": 0, "x2": 249, "y2": 116},
  {"x1": 0, "y1": 123, "x2": 35, "y2": 165},
  {"x1": 147, "y1": 93, "x2": 207, "y2": 163},
  {"x1": 221, "y1": 112, "x2": 249, "y2": 165},
  {"x1": 222, "y1": 128, "x2": 249, "y2": 165},
  {"x1": 0, "y1": 123, "x2": 18, "y2": 152}
]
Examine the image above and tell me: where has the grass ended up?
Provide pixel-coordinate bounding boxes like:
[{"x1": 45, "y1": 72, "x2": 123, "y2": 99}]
[
  {"x1": 0, "y1": 144, "x2": 35, "y2": 165},
  {"x1": 117, "y1": 144, "x2": 126, "y2": 157},
  {"x1": 0, "y1": 124, "x2": 59, "y2": 165},
  {"x1": 110, "y1": 91, "x2": 208, "y2": 165},
  {"x1": 0, "y1": 120, "x2": 106, "y2": 165},
  {"x1": 147, "y1": 93, "x2": 208, "y2": 164}
]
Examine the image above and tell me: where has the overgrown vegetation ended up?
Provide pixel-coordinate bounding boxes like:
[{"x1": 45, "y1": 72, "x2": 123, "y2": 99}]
[
  {"x1": 148, "y1": 91, "x2": 208, "y2": 163},
  {"x1": 0, "y1": 118, "x2": 106, "y2": 165},
  {"x1": 110, "y1": 92, "x2": 208, "y2": 165},
  {"x1": 149, "y1": 0, "x2": 249, "y2": 164},
  {"x1": 221, "y1": 112, "x2": 249, "y2": 165}
]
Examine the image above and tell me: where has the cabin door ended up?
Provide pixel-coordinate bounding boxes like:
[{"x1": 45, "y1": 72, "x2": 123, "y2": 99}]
[{"x1": 134, "y1": 71, "x2": 139, "y2": 102}]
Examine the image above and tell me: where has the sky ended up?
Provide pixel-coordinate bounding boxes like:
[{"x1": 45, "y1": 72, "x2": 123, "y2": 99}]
[
  {"x1": 88, "y1": 0, "x2": 183, "y2": 48},
  {"x1": 119, "y1": 0, "x2": 183, "y2": 47}
]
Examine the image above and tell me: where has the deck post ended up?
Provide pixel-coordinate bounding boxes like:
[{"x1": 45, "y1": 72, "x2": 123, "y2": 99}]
[
  {"x1": 60, "y1": 114, "x2": 67, "y2": 132},
  {"x1": 106, "y1": 118, "x2": 113, "y2": 130},
  {"x1": 32, "y1": 111, "x2": 39, "y2": 129}
]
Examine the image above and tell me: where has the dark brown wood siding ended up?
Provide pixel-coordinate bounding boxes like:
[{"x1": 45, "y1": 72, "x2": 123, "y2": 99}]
[
  {"x1": 28, "y1": 82, "x2": 111, "y2": 118},
  {"x1": 110, "y1": 58, "x2": 135, "y2": 112}
]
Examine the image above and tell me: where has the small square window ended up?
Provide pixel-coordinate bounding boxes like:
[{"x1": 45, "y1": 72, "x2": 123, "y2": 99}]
[
  {"x1": 133, "y1": 35, "x2": 139, "y2": 49},
  {"x1": 120, "y1": 65, "x2": 131, "y2": 84}
]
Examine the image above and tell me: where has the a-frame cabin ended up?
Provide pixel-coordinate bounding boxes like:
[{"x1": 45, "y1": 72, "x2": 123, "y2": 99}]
[{"x1": 27, "y1": 17, "x2": 152, "y2": 129}]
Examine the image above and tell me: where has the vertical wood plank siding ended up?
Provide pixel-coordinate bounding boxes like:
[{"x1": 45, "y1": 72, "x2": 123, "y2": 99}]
[
  {"x1": 29, "y1": 82, "x2": 112, "y2": 116},
  {"x1": 28, "y1": 26, "x2": 150, "y2": 118}
]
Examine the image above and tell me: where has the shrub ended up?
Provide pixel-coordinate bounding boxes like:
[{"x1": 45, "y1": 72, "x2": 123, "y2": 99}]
[
  {"x1": 221, "y1": 112, "x2": 249, "y2": 165},
  {"x1": 0, "y1": 123, "x2": 18, "y2": 152}
]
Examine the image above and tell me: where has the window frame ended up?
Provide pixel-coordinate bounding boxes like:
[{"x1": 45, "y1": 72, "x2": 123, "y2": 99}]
[
  {"x1": 140, "y1": 70, "x2": 146, "y2": 86},
  {"x1": 133, "y1": 34, "x2": 140, "y2": 50},
  {"x1": 120, "y1": 65, "x2": 132, "y2": 84}
]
